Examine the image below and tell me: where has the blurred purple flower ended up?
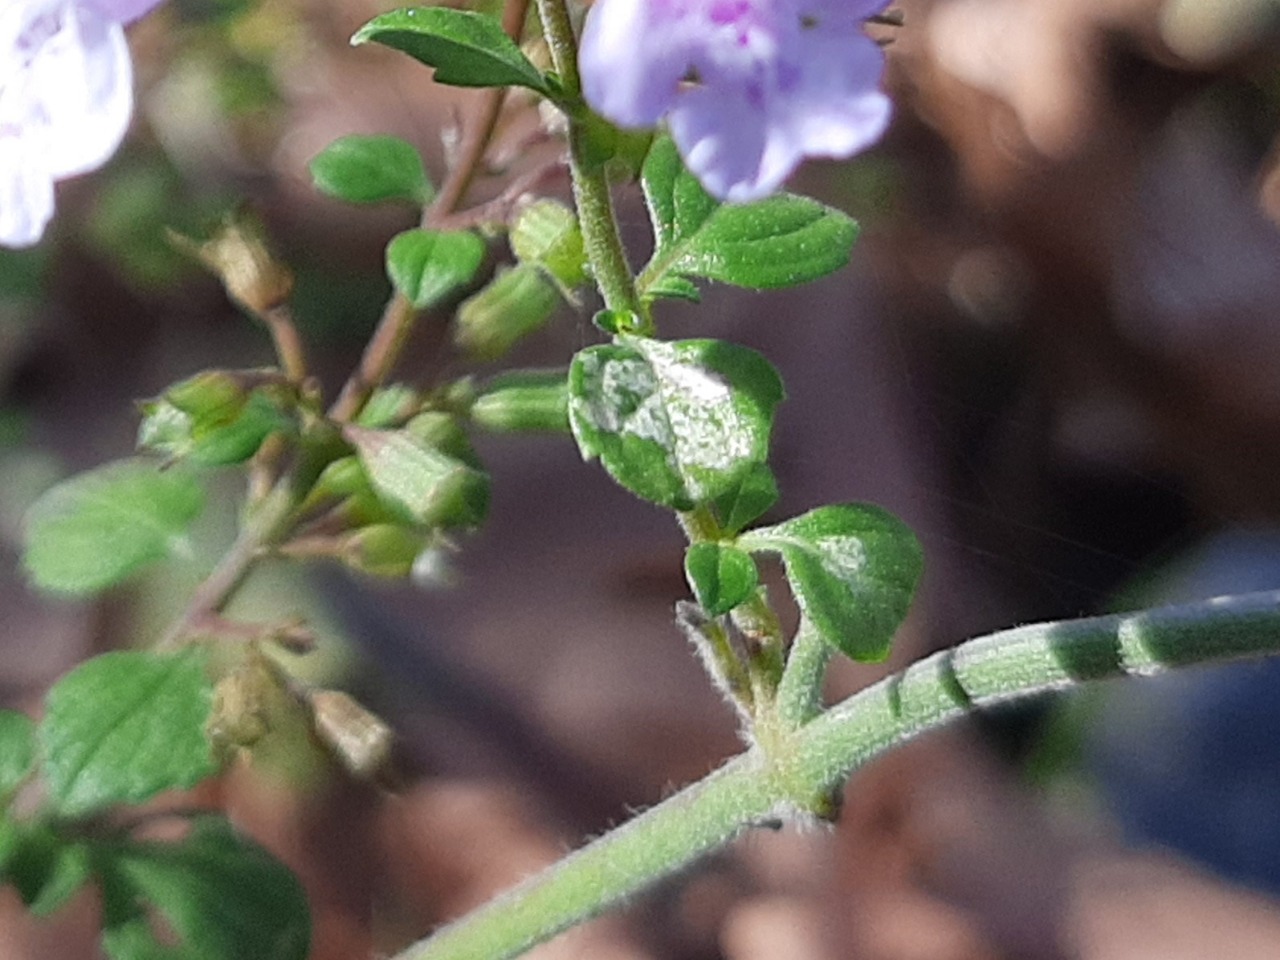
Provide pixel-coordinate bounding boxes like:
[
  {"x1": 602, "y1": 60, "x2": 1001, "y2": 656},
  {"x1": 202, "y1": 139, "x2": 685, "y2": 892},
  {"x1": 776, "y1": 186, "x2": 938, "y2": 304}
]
[
  {"x1": 1, "y1": 0, "x2": 163, "y2": 247},
  {"x1": 580, "y1": 0, "x2": 893, "y2": 203}
]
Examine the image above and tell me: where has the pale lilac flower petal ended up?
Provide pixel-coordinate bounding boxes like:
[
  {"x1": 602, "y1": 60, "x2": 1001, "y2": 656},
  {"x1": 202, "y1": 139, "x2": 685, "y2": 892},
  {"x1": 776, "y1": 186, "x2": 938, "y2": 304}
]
[
  {"x1": 33, "y1": 6, "x2": 133, "y2": 179},
  {"x1": 782, "y1": 32, "x2": 890, "y2": 158},
  {"x1": 0, "y1": 0, "x2": 154, "y2": 247},
  {"x1": 580, "y1": 0, "x2": 893, "y2": 202},
  {"x1": 580, "y1": 0, "x2": 695, "y2": 128},
  {"x1": 0, "y1": 134, "x2": 56, "y2": 247},
  {"x1": 668, "y1": 85, "x2": 774, "y2": 201}
]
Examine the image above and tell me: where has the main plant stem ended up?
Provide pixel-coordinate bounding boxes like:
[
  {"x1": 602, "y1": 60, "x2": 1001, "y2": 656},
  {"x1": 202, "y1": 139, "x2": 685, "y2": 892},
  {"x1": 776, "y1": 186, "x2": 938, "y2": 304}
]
[
  {"x1": 536, "y1": 0, "x2": 641, "y2": 318},
  {"x1": 391, "y1": 590, "x2": 1280, "y2": 960}
]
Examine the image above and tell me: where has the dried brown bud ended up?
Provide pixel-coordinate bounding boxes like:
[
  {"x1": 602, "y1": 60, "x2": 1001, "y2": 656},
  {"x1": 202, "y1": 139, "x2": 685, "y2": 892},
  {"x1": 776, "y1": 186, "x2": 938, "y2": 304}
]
[
  {"x1": 309, "y1": 690, "x2": 394, "y2": 779},
  {"x1": 170, "y1": 213, "x2": 294, "y2": 315}
]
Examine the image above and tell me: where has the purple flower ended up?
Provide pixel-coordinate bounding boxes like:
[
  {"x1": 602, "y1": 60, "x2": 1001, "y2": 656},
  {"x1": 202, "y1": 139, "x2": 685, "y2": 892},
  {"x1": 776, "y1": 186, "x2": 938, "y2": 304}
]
[
  {"x1": 1, "y1": 0, "x2": 163, "y2": 247},
  {"x1": 580, "y1": 0, "x2": 892, "y2": 203}
]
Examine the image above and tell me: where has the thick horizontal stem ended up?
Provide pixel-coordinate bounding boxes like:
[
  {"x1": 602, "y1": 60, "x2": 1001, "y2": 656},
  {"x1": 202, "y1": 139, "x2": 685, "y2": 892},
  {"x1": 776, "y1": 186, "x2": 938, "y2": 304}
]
[{"x1": 393, "y1": 590, "x2": 1280, "y2": 960}]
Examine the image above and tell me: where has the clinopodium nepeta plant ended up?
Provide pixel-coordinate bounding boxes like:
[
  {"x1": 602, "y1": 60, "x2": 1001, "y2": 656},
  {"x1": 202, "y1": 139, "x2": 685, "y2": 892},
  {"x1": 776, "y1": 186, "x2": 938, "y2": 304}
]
[{"x1": 4, "y1": 2, "x2": 1280, "y2": 959}]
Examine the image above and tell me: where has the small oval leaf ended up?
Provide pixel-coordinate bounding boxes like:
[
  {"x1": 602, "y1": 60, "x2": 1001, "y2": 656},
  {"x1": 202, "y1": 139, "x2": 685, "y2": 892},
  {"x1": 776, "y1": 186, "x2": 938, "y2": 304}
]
[
  {"x1": 309, "y1": 134, "x2": 434, "y2": 206},
  {"x1": 741, "y1": 504, "x2": 922, "y2": 662},
  {"x1": 712, "y1": 462, "x2": 779, "y2": 534},
  {"x1": 386, "y1": 228, "x2": 486, "y2": 309},
  {"x1": 639, "y1": 136, "x2": 858, "y2": 295},
  {"x1": 685, "y1": 542, "x2": 759, "y2": 617},
  {"x1": 352, "y1": 7, "x2": 550, "y2": 94}
]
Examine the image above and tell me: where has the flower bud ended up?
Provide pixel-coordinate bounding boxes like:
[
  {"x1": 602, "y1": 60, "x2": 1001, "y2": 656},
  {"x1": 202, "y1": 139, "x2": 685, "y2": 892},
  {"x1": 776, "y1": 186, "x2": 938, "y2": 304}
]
[
  {"x1": 470, "y1": 369, "x2": 570, "y2": 434},
  {"x1": 309, "y1": 690, "x2": 393, "y2": 779},
  {"x1": 171, "y1": 214, "x2": 294, "y2": 315},
  {"x1": 403, "y1": 411, "x2": 480, "y2": 466},
  {"x1": 165, "y1": 370, "x2": 247, "y2": 420},
  {"x1": 345, "y1": 426, "x2": 489, "y2": 529},
  {"x1": 340, "y1": 524, "x2": 427, "y2": 578},
  {"x1": 454, "y1": 263, "x2": 561, "y2": 360},
  {"x1": 509, "y1": 200, "x2": 588, "y2": 291}
]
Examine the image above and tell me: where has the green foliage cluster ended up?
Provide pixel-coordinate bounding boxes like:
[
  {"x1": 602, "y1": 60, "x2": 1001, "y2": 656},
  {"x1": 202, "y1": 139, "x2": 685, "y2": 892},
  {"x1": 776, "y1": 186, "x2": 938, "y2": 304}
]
[
  {"x1": 0, "y1": 651, "x2": 308, "y2": 960},
  {"x1": 7, "y1": 4, "x2": 930, "y2": 959}
]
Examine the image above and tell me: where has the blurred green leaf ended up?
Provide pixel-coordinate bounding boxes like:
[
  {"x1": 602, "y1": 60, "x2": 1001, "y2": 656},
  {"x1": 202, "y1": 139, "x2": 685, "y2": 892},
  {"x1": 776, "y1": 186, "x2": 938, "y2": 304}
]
[
  {"x1": 99, "y1": 817, "x2": 309, "y2": 960},
  {"x1": 352, "y1": 8, "x2": 550, "y2": 94},
  {"x1": 0, "y1": 712, "x2": 35, "y2": 798},
  {"x1": 385, "y1": 229, "x2": 486, "y2": 309},
  {"x1": 40, "y1": 649, "x2": 217, "y2": 818},
  {"x1": 2, "y1": 822, "x2": 91, "y2": 917},
  {"x1": 309, "y1": 135, "x2": 434, "y2": 207},
  {"x1": 22, "y1": 460, "x2": 204, "y2": 597},
  {"x1": 740, "y1": 504, "x2": 922, "y2": 662}
]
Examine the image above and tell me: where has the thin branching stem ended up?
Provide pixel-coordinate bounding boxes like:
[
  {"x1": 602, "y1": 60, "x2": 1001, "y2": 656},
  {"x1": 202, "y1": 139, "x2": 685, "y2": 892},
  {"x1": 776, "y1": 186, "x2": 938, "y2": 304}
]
[{"x1": 329, "y1": 0, "x2": 533, "y2": 423}]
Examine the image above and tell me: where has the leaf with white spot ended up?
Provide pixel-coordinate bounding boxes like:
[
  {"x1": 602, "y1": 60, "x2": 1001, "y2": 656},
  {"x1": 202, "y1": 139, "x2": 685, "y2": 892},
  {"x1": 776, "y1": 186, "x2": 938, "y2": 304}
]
[
  {"x1": 568, "y1": 337, "x2": 783, "y2": 509},
  {"x1": 740, "y1": 504, "x2": 922, "y2": 662}
]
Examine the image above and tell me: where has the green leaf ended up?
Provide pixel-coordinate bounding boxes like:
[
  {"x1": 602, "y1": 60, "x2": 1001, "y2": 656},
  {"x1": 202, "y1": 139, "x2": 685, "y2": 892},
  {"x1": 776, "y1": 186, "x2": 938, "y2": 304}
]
[
  {"x1": 346, "y1": 426, "x2": 489, "y2": 528},
  {"x1": 644, "y1": 275, "x2": 701, "y2": 303},
  {"x1": 3, "y1": 823, "x2": 92, "y2": 917},
  {"x1": 568, "y1": 337, "x2": 783, "y2": 509},
  {"x1": 352, "y1": 7, "x2": 550, "y2": 94},
  {"x1": 740, "y1": 504, "x2": 922, "y2": 662},
  {"x1": 309, "y1": 134, "x2": 433, "y2": 206},
  {"x1": 684, "y1": 542, "x2": 758, "y2": 617},
  {"x1": 23, "y1": 460, "x2": 205, "y2": 597},
  {"x1": 40, "y1": 649, "x2": 217, "y2": 818},
  {"x1": 639, "y1": 136, "x2": 859, "y2": 296},
  {"x1": 0, "y1": 711, "x2": 36, "y2": 797},
  {"x1": 100, "y1": 817, "x2": 309, "y2": 960},
  {"x1": 712, "y1": 462, "x2": 779, "y2": 534},
  {"x1": 386, "y1": 229, "x2": 486, "y2": 309}
]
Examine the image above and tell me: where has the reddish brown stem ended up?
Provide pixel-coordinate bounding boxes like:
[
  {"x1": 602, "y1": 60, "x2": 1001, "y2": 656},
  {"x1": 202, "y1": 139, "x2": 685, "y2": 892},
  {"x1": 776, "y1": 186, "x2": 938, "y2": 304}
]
[{"x1": 328, "y1": 0, "x2": 533, "y2": 423}]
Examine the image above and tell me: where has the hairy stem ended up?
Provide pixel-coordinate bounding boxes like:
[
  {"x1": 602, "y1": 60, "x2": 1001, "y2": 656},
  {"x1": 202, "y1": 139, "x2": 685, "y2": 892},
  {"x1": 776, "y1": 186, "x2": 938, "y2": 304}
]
[
  {"x1": 536, "y1": 0, "x2": 641, "y2": 317},
  {"x1": 390, "y1": 590, "x2": 1280, "y2": 960},
  {"x1": 774, "y1": 617, "x2": 832, "y2": 729}
]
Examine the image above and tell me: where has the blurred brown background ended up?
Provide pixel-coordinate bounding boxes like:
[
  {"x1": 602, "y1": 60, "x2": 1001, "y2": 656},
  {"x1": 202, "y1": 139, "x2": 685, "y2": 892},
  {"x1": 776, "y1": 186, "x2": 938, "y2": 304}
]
[{"x1": 3, "y1": 0, "x2": 1280, "y2": 957}]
